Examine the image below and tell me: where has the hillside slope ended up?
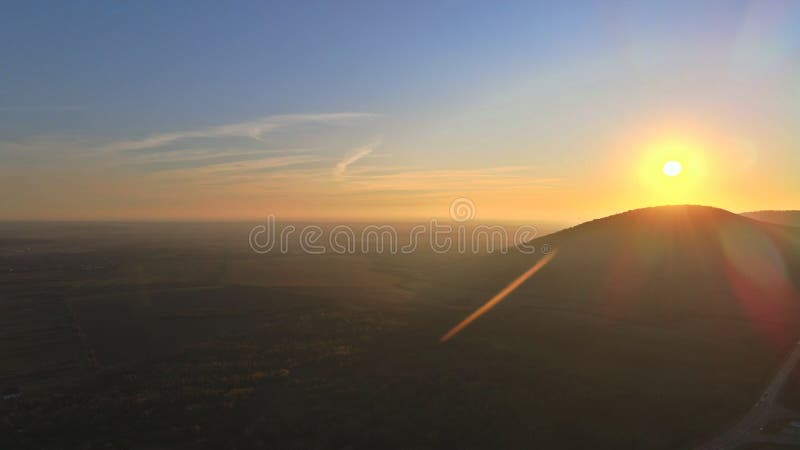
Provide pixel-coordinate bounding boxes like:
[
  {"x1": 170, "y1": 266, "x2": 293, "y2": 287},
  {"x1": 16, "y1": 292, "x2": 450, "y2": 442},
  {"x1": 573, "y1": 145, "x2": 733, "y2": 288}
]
[
  {"x1": 742, "y1": 210, "x2": 800, "y2": 227},
  {"x1": 519, "y1": 205, "x2": 800, "y2": 333},
  {"x1": 446, "y1": 205, "x2": 800, "y2": 330},
  {"x1": 422, "y1": 205, "x2": 800, "y2": 448},
  {"x1": 424, "y1": 206, "x2": 800, "y2": 448}
]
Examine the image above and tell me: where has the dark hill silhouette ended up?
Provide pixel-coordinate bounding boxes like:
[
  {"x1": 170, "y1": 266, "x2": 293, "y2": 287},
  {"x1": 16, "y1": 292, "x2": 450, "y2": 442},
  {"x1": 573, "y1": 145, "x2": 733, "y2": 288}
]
[
  {"x1": 742, "y1": 210, "x2": 800, "y2": 227},
  {"x1": 437, "y1": 204, "x2": 800, "y2": 350},
  {"x1": 517, "y1": 205, "x2": 800, "y2": 336},
  {"x1": 420, "y1": 205, "x2": 800, "y2": 448}
]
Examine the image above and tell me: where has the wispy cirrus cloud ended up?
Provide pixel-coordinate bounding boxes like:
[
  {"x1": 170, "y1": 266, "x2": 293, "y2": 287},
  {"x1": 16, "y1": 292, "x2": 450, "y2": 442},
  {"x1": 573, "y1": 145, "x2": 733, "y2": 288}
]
[
  {"x1": 157, "y1": 154, "x2": 321, "y2": 178},
  {"x1": 334, "y1": 140, "x2": 381, "y2": 177},
  {"x1": 2, "y1": 111, "x2": 566, "y2": 220},
  {"x1": 98, "y1": 112, "x2": 376, "y2": 153},
  {"x1": 339, "y1": 165, "x2": 561, "y2": 193},
  {"x1": 0, "y1": 112, "x2": 381, "y2": 190}
]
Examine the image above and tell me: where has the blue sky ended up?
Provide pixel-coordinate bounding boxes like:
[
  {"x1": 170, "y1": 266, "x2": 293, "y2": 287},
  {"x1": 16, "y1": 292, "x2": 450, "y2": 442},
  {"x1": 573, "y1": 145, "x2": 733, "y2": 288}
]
[
  {"x1": 1, "y1": 1, "x2": 798, "y2": 220},
  {"x1": 2, "y1": 3, "x2": 595, "y2": 132}
]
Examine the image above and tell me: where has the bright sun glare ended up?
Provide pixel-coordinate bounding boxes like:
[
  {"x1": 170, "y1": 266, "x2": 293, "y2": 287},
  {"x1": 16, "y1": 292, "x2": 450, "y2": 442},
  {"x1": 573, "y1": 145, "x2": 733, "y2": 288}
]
[
  {"x1": 638, "y1": 138, "x2": 706, "y2": 202},
  {"x1": 662, "y1": 160, "x2": 683, "y2": 177}
]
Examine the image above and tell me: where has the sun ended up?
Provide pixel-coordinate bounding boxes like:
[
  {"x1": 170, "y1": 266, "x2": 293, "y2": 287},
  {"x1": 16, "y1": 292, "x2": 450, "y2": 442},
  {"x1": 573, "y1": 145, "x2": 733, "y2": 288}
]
[
  {"x1": 635, "y1": 136, "x2": 707, "y2": 203},
  {"x1": 662, "y1": 160, "x2": 683, "y2": 177}
]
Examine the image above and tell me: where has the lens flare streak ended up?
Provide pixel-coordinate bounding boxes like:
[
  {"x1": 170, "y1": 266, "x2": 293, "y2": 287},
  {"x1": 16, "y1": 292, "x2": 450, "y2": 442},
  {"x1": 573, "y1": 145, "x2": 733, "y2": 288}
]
[{"x1": 439, "y1": 251, "x2": 558, "y2": 343}]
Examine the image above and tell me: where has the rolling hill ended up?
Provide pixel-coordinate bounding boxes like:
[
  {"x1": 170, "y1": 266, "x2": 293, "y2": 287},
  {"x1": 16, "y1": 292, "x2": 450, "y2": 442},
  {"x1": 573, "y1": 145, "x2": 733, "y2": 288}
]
[
  {"x1": 520, "y1": 205, "x2": 800, "y2": 329},
  {"x1": 424, "y1": 204, "x2": 800, "y2": 448},
  {"x1": 742, "y1": 210, "x2": 800, "y2": 227},
  {"x1": 446, "y1": 205, "x2": 800, "y2": 330}
]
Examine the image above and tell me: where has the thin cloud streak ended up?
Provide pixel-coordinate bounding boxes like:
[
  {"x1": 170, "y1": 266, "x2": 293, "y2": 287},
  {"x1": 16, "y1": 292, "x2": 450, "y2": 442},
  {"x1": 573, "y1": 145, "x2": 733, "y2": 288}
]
[
  {"x1": 334, "y1": 140, "x2": 381, "y2": 177},
  {"x1": 99, "y1": 113, "x2": 377, "y2": 153},
  {"x1": 340, "y1": 165, "x2": 561, "y2": 192},
  {"x1": 119, "y1": 148, "x2": 291, "y2": 167},
  {"x1": 154, "y1": 155, "x2": 321, "y2": 178}
]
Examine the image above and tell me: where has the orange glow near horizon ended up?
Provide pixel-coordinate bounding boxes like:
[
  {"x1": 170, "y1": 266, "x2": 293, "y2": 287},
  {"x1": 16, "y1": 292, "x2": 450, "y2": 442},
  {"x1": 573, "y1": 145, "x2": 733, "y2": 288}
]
[{"x1": 1, "y1": 118, "x2": 793, "y2": 223}]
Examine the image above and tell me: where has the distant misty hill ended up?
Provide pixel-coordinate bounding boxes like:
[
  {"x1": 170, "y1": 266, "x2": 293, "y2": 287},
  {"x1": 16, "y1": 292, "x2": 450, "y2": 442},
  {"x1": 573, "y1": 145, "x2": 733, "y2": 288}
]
[{"x1": 742, "y1": 210, "x2": 800, "y2": 227}]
